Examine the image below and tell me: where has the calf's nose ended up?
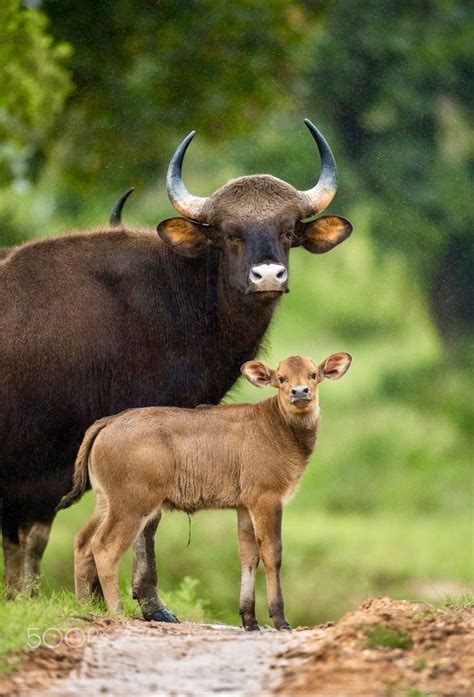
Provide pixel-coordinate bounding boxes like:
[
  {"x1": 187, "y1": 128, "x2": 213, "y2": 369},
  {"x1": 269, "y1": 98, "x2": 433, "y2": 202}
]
[
  {"x1": 291, "y1": 385, "x2": 311, "y2": 401},
  {"x1": 248, "y1": 263, "x2": 288, "y2": 292}
]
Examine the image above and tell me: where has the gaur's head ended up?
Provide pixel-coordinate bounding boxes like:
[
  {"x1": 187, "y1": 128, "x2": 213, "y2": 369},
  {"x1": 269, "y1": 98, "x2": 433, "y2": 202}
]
[
  {"x1": 157, "y1": 120, "x2": 352, "y2": 299},
  {"x1": 241, "y1": 353, "x2": 352, "y2": 414}
]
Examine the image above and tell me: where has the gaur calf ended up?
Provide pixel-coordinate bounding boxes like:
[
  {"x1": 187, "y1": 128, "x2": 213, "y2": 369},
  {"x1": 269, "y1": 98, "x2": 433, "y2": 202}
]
[{"x1": 60, "y1": 352, "x2": 352, "y2": 630}]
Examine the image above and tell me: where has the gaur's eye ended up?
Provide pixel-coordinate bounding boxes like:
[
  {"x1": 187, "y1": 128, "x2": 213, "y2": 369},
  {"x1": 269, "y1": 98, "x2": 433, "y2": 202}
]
[
  {"x1": 282, "y1": 228, "x2": 294, "y2": 241},
  {"x1": 310, "y1": 372, "x2": 317, "y2": 380},
  {"x1": 278, "y1": 376, "x2": 286, "y2": 384},
  {"x1": 223, "y1": 228, "x2": 240, "y2": 242}
]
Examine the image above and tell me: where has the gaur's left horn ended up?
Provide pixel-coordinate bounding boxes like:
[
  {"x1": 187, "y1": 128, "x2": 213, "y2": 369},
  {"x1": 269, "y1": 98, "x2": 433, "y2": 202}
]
[
  {"x1": 110, "y1": 188, "x2": 134, "y2": 226},
  {"x1": 166, "y1": 131, "x2": 209, "y2": 222},
  {"x1": 299, "y1": 119, "x2": 338, "y2": 217}
]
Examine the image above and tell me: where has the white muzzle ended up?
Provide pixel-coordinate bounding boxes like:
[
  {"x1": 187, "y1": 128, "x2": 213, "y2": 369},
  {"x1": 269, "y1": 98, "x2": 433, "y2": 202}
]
[{"x1": 248, "y1": 263, "x2": 288, "y2": 292}]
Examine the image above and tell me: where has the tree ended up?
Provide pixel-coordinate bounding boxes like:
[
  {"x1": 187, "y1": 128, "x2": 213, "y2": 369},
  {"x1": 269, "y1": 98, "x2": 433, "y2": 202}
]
[
  {"x1": 0, "y1": 0, "x2": 71, "y2": 189},
  {"x1": 305, "y1": 0, "x2": 473, "y2": 343},
  {"x1": 40, "y1": 0, "x2": 310, "y2": 195}
]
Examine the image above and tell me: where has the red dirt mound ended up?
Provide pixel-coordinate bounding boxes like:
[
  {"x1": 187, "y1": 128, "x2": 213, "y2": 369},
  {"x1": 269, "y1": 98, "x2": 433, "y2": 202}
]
[{"x1": 276, "y1": 596, "x2": 473, "y2": 696}]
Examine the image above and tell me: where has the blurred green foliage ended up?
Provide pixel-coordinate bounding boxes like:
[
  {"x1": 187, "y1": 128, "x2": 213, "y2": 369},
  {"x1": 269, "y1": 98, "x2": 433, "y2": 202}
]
[
  {"x1": 37, "y1": 0, "x2": 309, "y2": 194},
  {"x1": 0, "y1": 0, "x2": 71, "y2": 188},
  {"x1": 305, "y1": 0, "x2": 474, "y2": 342},
  {"x1": 0, "y1": 0, "x2": 472, "y2": 629}
]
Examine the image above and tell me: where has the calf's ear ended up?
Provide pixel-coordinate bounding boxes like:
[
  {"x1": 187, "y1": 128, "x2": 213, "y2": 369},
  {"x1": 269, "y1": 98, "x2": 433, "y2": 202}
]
[
  {"x1": 298, "y1": 215, "x2": 352, "y2": 254},
  {"x1": 241, "y1": 361, "x2": 275, "y2": 388},
  {"x1": 319, "y1": 352, "x2": 352, "y2": 380},
  {"x1": 157, "y1": 218, "x2": 214, "y2": 257}
]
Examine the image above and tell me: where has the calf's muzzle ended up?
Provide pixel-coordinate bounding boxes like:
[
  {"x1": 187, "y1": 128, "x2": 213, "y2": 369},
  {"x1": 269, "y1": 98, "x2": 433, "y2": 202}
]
[{"x1": 290, "y1": 385, "x2": 312, "y2": 405}]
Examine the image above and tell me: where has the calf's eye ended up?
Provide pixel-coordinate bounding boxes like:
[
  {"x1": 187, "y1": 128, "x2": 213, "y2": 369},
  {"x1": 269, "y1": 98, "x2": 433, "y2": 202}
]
[
  {"x1": 278, "y1": 376, "x2": 286, "y2": 384},
  {"x1": 310, "y1": 372, "x2": 317, "y2": 380}
]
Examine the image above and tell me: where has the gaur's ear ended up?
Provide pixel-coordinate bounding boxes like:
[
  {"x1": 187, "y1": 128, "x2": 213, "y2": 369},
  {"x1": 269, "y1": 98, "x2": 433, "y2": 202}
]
[
  {"x1": 241, "y1": 361, "x2": 275, "y2": 388},
  {"x1": 319, "y1": 352, "x2": 352, "y2": 380},
  {"x1": 157, "y1": 218, "x2": 214, "y2": 257},
  {"x1": 297, "y1": 215, "x2": 352, "y2": 254}
]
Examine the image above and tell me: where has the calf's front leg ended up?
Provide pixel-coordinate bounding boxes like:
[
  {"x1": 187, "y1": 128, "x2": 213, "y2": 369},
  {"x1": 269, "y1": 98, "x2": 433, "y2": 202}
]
[
  {"x1": 249, "y1": 495, "x2": 291, "y2": 631},
  {"x1": 237, "y1": 507, "x2": 260, "y2": 631}
]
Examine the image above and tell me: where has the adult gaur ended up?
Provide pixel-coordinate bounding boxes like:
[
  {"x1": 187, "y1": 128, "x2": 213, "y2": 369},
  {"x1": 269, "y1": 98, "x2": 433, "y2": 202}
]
[{"x1": 0, "y1": 120, "x2": 352, "y2": 621}]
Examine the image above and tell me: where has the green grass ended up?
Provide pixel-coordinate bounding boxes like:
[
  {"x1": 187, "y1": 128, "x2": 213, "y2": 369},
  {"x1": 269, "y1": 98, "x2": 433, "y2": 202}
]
[
  {"x1": 436, "y1": 591, "x2": 474, "y2": 609},
  {"x1": 413, "y1": 657, "x2": 427, "y2": 671},
  {"x1": 403, "y1": 690, "x2": 436, "y2": 697},
  {"x1": 0, "y1": 577, "x2": 208, "y2": 675},
  {"x1": 0, "y1": 589, "x2": 104, "y2": 674},
  {"x1": 364, "y1": 625, "x2": 412, "y2": 650}
]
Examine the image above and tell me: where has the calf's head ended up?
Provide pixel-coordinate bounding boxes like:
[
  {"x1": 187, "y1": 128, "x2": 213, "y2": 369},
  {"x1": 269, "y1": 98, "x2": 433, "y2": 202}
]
[
  {"x1": 241, "y1": 353, "x2": 352, "y2": 415},
  {"x1": 157, "y1": 120, "x2": 352, "y2": 298}
]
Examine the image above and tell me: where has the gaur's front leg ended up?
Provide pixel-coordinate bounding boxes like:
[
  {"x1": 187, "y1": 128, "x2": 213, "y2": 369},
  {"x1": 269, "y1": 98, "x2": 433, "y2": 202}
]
[
  {"x1": 249, "y1": 495, "x2": 291, "y2": 631},
  {"x1": 2, "y1": 523, "x2": 25, "y2": 598},
  {"x1": 237, "y1": 507, "x2": 260, "y2": 630},
  {"x1": 132, "y1": 514, "x2": 179, "y2": 623},
  {"x1": 23, "y1": 521, "x2": 53, "y2": 594}
]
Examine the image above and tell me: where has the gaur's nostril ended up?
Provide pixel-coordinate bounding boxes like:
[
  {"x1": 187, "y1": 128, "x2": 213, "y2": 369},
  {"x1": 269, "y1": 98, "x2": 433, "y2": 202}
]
[{"x1": 276, "y1": 269, "x2": 286, "y2": 280}]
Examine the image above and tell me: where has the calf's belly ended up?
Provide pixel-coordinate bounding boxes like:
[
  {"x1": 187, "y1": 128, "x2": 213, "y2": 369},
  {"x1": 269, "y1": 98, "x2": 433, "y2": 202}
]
[{"x1": 161, "y1": 472, "x2": 241, "y2": 514}]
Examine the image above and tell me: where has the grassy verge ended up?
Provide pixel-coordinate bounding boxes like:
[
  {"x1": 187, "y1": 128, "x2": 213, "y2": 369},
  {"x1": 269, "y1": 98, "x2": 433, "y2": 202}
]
[
  {"x1": 0, "y1": 577, "x2": 208, "y2": 675},
  {"x1": 0, "y1": 589, "x2": 105, "y2": 675}
]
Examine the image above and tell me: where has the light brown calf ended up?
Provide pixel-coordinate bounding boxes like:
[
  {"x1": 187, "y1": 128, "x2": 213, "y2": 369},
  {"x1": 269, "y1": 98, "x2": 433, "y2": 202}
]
[{"x1": 61, "y1": 352, "x2": 351, "y2": 630}]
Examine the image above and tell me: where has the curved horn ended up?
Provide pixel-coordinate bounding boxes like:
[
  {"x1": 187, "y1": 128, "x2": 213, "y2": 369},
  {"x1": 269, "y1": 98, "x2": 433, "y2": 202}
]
[
  {"x1": 300, "y1": 119, "x2": 338, "y2": 217},
  {"x1": 110, "y1": 187, "x2": 134, "y2": 226},
  {"x1": 166, "y1": 131, "x2": 209, "y2": 222}
]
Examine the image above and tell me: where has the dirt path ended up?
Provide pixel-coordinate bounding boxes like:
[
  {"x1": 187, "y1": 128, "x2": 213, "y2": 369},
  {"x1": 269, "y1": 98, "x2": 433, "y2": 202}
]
[
  {"x1": 32, "y1": 621, "x2": 305, "y2": 696},
  {"x1": 2, "y1": 598, "x2": 472, "y2": 697}
]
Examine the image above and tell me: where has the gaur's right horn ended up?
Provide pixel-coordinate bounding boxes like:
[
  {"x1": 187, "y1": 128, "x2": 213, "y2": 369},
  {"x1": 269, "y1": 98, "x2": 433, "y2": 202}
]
[{"x1": 298, "y1": 119, "x2": 338, "y2": 217}]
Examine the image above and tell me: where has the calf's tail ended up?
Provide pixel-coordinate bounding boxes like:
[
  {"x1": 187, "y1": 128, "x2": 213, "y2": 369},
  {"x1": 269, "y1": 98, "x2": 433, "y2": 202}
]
[{"x1": 56, "y1": 417, "x2": 110, "y2": 511}]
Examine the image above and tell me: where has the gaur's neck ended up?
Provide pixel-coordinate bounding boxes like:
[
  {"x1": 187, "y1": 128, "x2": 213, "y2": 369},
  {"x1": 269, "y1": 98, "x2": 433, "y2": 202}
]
[
  {"x1": 209, "y1": 249, "x2": 280, "y2": 357},
  {"x1": 98, "y1": 235, "x2": 282, "y2": 406}
]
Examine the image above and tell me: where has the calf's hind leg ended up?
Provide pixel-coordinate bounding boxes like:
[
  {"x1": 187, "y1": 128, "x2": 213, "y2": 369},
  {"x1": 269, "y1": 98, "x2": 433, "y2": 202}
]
[
  {"x1": 132, "y1": 514, "x2": 179, "y2": 623},
  {"x1": 91, "y1": 511, "x2": 144, "y2": 613},
  {"x1": 237, "y1": 507, "x2": 260, "y2": 631},
  {"x1": 74, "y1": 508, "x2": 105, "y2": 601}
]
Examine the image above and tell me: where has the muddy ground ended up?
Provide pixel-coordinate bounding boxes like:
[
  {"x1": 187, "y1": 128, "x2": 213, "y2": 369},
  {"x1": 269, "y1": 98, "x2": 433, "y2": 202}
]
[{"x1": 1, "y1": 597, "x2": 472, "y2": 696}]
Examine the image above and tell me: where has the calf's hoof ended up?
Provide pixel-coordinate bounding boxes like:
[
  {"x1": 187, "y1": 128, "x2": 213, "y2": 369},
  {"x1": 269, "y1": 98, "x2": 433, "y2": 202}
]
[
  {"x1": 244, "y1": 622, "x2": 261, "y2": 632},
  {"x1": 151, "y1": 607, "x2": 180, "y2": 623}
]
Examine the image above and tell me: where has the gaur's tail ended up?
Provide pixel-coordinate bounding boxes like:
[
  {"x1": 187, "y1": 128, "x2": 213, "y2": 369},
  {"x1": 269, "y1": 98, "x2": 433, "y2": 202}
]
[{"x1": 56, "y1": 417, "x2": 110, "y2": 511}]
